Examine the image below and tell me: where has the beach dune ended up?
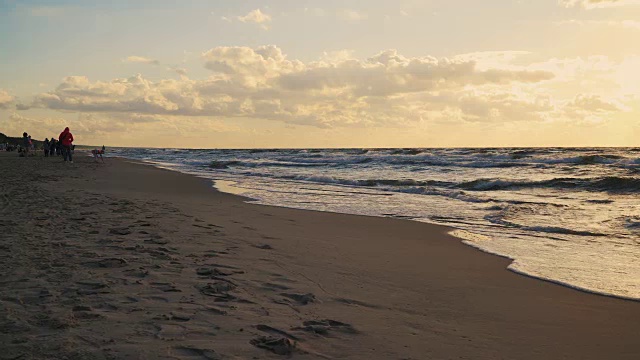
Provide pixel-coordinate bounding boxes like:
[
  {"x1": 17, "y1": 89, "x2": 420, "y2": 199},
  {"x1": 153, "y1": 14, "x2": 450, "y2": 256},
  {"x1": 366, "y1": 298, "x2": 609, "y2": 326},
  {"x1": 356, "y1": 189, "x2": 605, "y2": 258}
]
[{"x1": 1, "y1": 152, "x2": 639, "y2": 359}]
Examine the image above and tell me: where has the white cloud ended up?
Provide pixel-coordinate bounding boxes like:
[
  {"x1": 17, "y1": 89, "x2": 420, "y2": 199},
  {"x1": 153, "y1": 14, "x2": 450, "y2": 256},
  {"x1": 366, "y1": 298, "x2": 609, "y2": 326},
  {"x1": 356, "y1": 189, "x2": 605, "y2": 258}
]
[
  {"x1": 4, "y1": 111, "x2": 137, "y2": 141},
  {"x1": 30, "y1": 46, "x2": 562, "y2": 128},
  {"x1": 559, "y1": 0, "x2": 640, "y2": 9},
  {"x1": 7, "y1": 112, "x2": 67, "y2": 137},
  {"x1": 0, "y1": 90, "x2": 15, "y2": 109},
  {"x1": 567, "y1": 94, "x2": 621, "y2": 112},
  {"x1": 236, "y1": 9, "x2": 272, "y2": 30},
  {"x1": 166, "y1": 66, "x2": 188, "y2": 77},
  {"x1": 27, "y1": 46, "x2": 637, "y2": 132},
  {"x1": 124, "y1": 56, "x2": 160, "y2": 65}
]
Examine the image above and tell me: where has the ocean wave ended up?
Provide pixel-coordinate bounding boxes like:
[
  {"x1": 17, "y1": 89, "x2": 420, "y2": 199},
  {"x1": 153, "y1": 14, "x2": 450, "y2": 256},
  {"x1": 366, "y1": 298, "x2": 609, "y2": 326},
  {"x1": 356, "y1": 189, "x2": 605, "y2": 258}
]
[
  {"x1": 208, "y1": 160, "x2": 242, "y2": 169},
  {"x1": 190, "y1": 149, "x2": 635, "y2": 171},
  {"x1": 485, "y1": 211, "x2": 608, "y2": 237},
  {"x1": 576, "y1": 154, "x2": 624, "y2": 164},
  {"x1": 522, "y1": 226, "x2": 608, "y2": 237},
  {"x1": 419, "y1": 188, "x2": 490, "y2": 203},
  {"x1": 391, "y1": 149, "x2": 425, "y2": 155},
  {"x1": 284, "y1": 175, "x2": 442, "y2": 188},
  {"x1": 510, "y1": 150, "x2": 543, "y2": 159},
  {"x1": 458, "y1": 176, "x2": 640, "y2": 193},
  {"x1": 258, "y1": 174, "x2": 490, "y2": 203},
  {"x1": 532, "y1": 154, "x2": 628, "y2": 166}
]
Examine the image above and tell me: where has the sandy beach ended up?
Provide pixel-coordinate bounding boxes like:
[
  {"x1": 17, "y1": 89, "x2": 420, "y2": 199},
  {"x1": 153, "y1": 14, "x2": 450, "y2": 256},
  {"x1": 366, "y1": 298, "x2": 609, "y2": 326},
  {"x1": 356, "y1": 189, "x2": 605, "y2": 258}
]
[{"x1": 1, "y1": 151, "x2": 639, "y2": 360}]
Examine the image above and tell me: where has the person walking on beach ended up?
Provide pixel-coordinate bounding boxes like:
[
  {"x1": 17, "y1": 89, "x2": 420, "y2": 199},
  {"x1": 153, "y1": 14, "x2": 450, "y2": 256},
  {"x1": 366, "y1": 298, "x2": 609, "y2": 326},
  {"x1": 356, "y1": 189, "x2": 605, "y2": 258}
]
[
  {"x1": 22, "y1": 132, "x2": 30, "y2": 156},
  {"x1": 43, "y1": 138, "x2": 50, "y2": 157},
  {"x1": 59, "y1": 127, "x2": 74, "y2": 163}
]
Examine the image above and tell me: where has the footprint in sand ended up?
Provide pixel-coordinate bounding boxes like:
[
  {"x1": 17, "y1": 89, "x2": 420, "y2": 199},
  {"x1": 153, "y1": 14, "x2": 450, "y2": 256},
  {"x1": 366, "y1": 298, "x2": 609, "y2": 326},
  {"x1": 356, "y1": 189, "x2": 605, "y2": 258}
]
[
  {"x1": 173, "y1": 346, "x2": 221, "y2": 360},
  {"x1": 261, "y1": 282, "x2": 291, "y2": 291},
  {"x1": 74, "y1": 280, "x2": 110, "y2": 296},
  {"x1": 108, "y1": 227, "x2": 132, "y2": 235},
  {"x1": 85, "y1": 258, "x2": 128, "y2": 268},
  {"x1": 134, "y1": 220, "x2": 152, "y2": 227},
  {"x1": 293, "y1": 319, "x2": 358, "y2": 335},
  {"x1": 170, "y1": 312, "x2": 192, "y2": 321},
  {"x1": 255, "y1": 324, "x2": 300, "y2": 340},
  {"x1": 250, "y1": 336, "x2": 296, "y2": 356},
  {"x1": 279, "y1": 293, "x2": 316, "y2": 305},
  {"x1": 196, "y1": 267, "x2": 233, "y2": 277},
  {"x1": 196, "y1": 281, "x2": 236, "y2": 296},
  {"x1": 123, "y1": 267, "x2": 149, "y2": 278},
  {"x1": 151, "y1": 282, "x2": 182, "y2": 293},
  {"x1": 253, "y1": 244, "x2": 273, "y2": 250},
  {"x1": 144, "y1": 236, "x2": 169, "y2": 245},
  {"x1": 72, "y1": 305, "x2": 104, "y2": 320},
  {"x1": 155, "y1": 323, "x2": 187, "y2": 341},
  {"x1": 333, "y1": 297, "x2": 380, "y2": 309},
  {"x1": 196, "y1": 281, "x2": 253, "y2": 304},
  {"x1": 203, "y1": 305, "x2": 228, "y2": 315}
]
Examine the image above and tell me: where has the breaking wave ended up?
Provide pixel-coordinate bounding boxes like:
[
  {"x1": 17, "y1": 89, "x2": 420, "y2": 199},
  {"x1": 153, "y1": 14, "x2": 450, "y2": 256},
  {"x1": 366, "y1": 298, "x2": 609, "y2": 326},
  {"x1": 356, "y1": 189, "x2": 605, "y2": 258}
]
[{"x1": 458, "y1": 176, "x2": 640, "y2": 193}]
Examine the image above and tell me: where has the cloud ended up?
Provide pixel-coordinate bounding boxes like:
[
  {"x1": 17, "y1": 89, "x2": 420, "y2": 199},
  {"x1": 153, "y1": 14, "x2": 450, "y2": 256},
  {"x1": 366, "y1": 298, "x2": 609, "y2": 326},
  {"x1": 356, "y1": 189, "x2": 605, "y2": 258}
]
[
  {"x1": 8, "y1": 112, "x2": 70, "y2": 136},
  {"x1": 236, "y1": 9, "x2": 272, "y2": 30},
  {"x1": 0, "y1": 90, "x2": 15, "y2": 109},
  {"x1": 4, "y1": 112, "x2": 126, "y2": 142},
  {"x1": 560, "y1": 94, "x2": 624, "y2": 122},
  {"x1": 567, "y1": 94, "x2": 621, "y2": 112},
  {"x1": 168, "y1": 67, "x2": 188, "y2": 76},
  {"x1": 124, "y1": 56, "x2": 160, "y2": 65},
  {"x1": 559, "y1": 0, "x2": 640, "y2": 9},
  {"x1": 29, "y1": 46, "x2": 563, "y2": 128}
]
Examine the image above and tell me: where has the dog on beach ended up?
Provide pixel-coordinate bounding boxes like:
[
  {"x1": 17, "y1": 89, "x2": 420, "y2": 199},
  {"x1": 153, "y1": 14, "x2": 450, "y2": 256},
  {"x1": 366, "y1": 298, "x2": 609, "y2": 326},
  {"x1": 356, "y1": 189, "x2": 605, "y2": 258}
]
[{"x1": 92, "y1": 146, "x2": 106, "y2": 162}]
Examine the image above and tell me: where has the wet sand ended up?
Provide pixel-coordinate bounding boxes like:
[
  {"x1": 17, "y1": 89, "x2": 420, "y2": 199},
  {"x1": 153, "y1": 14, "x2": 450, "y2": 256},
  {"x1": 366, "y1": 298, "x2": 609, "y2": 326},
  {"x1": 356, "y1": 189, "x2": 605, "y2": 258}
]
[{"x1": 1, "y1": 151, "x2": 639, "y2": 359}]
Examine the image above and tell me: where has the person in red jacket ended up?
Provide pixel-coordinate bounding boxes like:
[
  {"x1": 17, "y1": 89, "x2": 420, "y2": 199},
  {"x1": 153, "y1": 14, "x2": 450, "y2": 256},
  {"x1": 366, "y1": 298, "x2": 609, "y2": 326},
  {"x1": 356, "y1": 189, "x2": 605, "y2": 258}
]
[{"x1": 59, "y1": 127, "x2": 74, "y2": 163}]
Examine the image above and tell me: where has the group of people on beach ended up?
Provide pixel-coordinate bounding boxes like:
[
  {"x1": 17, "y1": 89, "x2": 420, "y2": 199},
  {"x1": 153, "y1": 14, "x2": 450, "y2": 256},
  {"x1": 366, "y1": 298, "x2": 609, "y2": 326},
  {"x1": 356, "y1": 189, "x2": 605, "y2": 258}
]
[
  {"x1": 0, "y1": 143, "x2": 17, "y2": 151},
  {"x1": 14, "y1": 133, "x2": 35, "y2": 157},
  {"x1": 21, "y1": 127, "x2": 75, "y2": 162}
]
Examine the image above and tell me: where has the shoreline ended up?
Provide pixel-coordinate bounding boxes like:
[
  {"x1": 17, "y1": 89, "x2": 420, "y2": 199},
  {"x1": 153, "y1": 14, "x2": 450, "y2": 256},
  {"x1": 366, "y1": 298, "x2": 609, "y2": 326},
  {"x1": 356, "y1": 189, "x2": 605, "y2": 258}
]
[
  {"x1": 2, "y1": 152, "x2": 640, "y2": 359},
  {"x1": 133, "y1": 156, "x2": 640, "y2": 303}
]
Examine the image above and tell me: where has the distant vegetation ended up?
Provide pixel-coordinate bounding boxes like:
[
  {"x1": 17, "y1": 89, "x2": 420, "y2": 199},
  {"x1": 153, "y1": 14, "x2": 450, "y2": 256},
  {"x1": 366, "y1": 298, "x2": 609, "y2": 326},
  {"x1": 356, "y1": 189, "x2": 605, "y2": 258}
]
[{"x1": 0, "y1": 132, "x2": 44, "y2": 148}]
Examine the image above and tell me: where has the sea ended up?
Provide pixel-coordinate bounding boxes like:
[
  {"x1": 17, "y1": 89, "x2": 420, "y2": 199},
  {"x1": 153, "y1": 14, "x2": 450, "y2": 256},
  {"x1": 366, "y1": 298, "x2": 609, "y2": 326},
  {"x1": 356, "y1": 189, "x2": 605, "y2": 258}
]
[{"x1": 109, "y1": 147, "x2": 640, "y2": 300}]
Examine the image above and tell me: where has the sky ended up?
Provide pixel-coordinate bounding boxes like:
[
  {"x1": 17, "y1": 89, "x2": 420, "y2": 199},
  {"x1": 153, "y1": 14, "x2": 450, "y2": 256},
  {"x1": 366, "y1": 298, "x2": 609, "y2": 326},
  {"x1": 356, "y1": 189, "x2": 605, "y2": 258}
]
[{"x1": 1, "y1": 0, "x2": 639, "y2": 148}]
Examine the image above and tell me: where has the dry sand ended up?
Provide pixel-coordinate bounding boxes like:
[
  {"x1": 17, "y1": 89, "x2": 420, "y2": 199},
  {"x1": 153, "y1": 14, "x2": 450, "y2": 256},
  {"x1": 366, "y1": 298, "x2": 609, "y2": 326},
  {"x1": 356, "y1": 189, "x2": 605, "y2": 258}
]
[{"x1": 1, "y1": 151, "x2": 639, "y2": 360}]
